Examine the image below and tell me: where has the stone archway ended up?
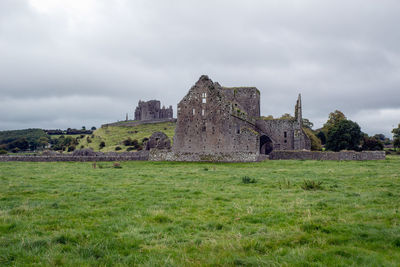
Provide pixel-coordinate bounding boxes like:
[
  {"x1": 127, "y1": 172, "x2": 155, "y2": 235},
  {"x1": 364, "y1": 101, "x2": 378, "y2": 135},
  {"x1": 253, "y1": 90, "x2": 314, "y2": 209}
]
[{"x1": 260, "y1": 135, "x2": 273, "y2": 154}]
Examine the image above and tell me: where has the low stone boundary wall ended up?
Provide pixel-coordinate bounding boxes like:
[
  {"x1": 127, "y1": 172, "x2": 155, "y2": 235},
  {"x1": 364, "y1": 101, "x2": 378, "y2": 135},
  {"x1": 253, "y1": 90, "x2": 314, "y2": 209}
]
[
  {"x1": 0, "y1": 151, "x2": 149, "y2": 162},
  {"x1": 149, "y1": 150, "x2": 259, "y2": 162},
  {"x1": 0, "y1": 150, "x2": 386, "y2": 162},
  {"x1": 269, "y1": 150, "x2": 386, "y2": 160}
]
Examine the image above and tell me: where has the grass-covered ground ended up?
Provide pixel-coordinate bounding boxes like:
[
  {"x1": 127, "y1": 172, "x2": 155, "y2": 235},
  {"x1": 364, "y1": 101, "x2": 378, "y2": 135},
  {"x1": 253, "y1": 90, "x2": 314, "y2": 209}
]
[
  {"x1": 0, "y1": 157, "x2": 400, "y2": 266},
  {"x1": 78, "y1": 121, "x2": 176, "y2": 152}
]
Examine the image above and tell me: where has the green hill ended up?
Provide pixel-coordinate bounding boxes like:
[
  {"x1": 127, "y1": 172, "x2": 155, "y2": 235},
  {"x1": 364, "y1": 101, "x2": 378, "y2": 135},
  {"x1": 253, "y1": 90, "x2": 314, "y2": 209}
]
[{"x1": 77, "y1": 121, "x2": 176, "y2": 152}]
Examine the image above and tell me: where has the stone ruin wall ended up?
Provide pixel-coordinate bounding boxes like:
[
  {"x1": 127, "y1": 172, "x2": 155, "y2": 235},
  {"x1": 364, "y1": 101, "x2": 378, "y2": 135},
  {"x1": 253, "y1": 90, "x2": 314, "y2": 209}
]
[
  {"x1": 256, "y1": 119, "x2": 311, "y2": 151},
  {"x1": 0, "y1": 149, "x2": 386, "y2": 162},
  {"x1": 269, "y1": 150, "x2": 386, "y2": 160},
  {"x1": 172, "y1": 76, "x2": 259, "y2": 155},
  {"x1": 149, "y1": 150, "x2": 259, "y2": 162},
  {"x1": 0, "y1": 151, "x2": 150, "y2": 162},
  {"x1": 222, "y1": 87, "x2": 260, "y2": 118},
  {"x1": 149, "y1": 149, "x2": 386, "y2": 162}
]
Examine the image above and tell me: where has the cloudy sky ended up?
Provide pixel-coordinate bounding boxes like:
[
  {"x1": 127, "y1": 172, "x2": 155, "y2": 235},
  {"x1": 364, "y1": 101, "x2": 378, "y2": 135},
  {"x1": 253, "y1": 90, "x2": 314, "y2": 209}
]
[{"x1": 0, "y1": 0, "x2": 399, "y2": 137}]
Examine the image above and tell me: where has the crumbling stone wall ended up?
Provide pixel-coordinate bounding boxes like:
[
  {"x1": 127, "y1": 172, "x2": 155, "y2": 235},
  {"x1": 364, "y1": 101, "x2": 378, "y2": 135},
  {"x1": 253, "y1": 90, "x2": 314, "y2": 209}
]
[
  {"x1": 222, "y1": 87, "x2": 260, "y2": 118},
  {"x1": 134, "y1": 100, "x2": 173, "y2": 121},
  {"x1": 172, "y1": 75, "x2": 259, "y2": 154},
  {"x1": 149, "y1": 149, "x2": 259, "y2": 162},
  {"x1": 0, "y1": 151, "x2": 149, "y2": 162},
  {"x1": 0, "y1": 150, "x2": 385, "y2": 162},
  {"x1": 269, "y1": 150, "x2": 385, "y2": 160}
]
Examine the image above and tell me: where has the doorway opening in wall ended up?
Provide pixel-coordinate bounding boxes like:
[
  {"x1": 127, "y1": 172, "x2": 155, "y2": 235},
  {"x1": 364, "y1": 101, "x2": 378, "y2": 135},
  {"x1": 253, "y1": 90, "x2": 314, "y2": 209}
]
[{"x1": 260, "y1": 135, "x2": 273, "y2": 154}]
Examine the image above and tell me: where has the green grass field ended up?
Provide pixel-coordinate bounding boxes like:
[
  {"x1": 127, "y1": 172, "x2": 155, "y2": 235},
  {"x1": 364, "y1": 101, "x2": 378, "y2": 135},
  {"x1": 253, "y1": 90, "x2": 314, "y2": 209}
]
[{"x1": 1, "y1": 157, "x2": 400, "y2": 266}]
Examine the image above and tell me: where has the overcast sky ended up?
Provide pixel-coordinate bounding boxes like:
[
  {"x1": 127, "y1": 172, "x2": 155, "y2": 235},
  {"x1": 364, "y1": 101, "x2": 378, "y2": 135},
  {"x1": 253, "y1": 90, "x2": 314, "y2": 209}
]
[{"x1": 0, "y1": 0, "x2": 399, "y2": 137}]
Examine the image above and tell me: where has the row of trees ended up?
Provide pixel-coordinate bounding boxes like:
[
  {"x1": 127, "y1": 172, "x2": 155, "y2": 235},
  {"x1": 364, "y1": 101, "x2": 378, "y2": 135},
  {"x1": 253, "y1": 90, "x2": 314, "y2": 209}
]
[
  {"x1": 0, "y1": 129, "x2": 50, "y2": 153},
  {"x1": 306, "y1": 110, "x2": 397, "y2": 152},
  {"x1": 44, "y1": 126, "x2": 96, "y2": 135},
  {"x1": 0, "y1": 128, "x2": 97, "y2": 153}
]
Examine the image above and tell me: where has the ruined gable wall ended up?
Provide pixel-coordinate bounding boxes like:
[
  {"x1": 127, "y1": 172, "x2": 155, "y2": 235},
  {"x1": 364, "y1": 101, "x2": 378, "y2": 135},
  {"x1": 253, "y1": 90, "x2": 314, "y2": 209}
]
[{"x1": 172, "y1": 76, "x2": 258, "y2": 154}]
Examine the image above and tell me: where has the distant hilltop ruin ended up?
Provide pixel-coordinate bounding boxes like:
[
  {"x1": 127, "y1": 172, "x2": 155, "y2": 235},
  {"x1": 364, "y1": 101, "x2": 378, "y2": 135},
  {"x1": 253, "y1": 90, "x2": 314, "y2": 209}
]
[
  {"x1": 102, "y1": 99, "x2": 174, "y2": 128},
  {"x1": 134, "y1": 100, "x2": 173, "y2": 121}
]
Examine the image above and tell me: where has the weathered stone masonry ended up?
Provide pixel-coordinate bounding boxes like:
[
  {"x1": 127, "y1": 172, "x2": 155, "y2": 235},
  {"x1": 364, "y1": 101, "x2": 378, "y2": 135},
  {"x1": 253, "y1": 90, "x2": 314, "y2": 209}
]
[
  {"x1": 172, "y1": 76, "x2": 260, "y2": 155},
  {"x1": 0, "y1": 151, "x2": 150, "y2": 162},
  {"x1": 0, "y1": 150, "x2": 386, "y2": 162},
  {"x1": 269, "y1": 150, "x2": 386, "y2": 161},
  {"x1": 170, "y1": 75, "x2": 310, "y2": 161}
]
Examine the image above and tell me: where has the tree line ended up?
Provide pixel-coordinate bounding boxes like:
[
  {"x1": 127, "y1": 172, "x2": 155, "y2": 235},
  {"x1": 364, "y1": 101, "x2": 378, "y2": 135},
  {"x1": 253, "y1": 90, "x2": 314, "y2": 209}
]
[
  {"x1": 0, "y1": 127, "x2": 97, "y2": 154},
  {"x1": 303, "y1": 110, "x2": 398, "y2": 152}
]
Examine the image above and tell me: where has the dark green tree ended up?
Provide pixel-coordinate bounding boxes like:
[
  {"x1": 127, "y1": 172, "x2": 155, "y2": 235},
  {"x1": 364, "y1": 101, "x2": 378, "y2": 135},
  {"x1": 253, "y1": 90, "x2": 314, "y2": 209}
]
[
  {"x1": 38, "y1": 136, "x2": 49, "y2": 149},
  {"x1": 8, "y1": 138, "x2": 29, "y2": 151},
  {"x1": 325, "y1": 119, "x2": 362, "y2": 151},
  {"x1": 362, "y1": 136, "x2": 384, "y2": 151},
  {"x1": 393, "y1": 124, "x2": 400, "y2": 149},
  {"x1": 316, "y1": 131, "x2": 326, "y2": 145},
  {"x1": 373, "y1": 134, "x2": 385, "y2": 141},
  {"x1": 394, "y1": 138, "x2": 400, "y2": 149}
]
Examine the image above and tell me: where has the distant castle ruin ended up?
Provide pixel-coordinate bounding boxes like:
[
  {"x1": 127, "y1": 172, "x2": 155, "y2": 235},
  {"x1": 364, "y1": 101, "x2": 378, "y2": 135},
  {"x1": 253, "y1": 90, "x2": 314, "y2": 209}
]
[{"x1": 134, "y1": 100, "x2": 173, "y2": 121}]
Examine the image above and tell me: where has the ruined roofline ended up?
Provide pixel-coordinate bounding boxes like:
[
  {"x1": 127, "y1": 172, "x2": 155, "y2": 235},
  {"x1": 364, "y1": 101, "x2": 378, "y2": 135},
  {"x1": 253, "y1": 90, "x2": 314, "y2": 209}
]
[
  {"x1": 222, "y1": 86, "x2": 260, "y2": 94},
  {"x1": 138, "y1": 99, "x2": 161, "y2": 103},
  {"x1": 195, "y1": 75, "x2": 260, "y2": 93}
]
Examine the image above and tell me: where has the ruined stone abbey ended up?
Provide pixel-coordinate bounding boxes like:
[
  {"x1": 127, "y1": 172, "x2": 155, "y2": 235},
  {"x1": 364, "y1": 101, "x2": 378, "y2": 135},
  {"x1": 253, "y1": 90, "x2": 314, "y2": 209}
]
[{"x1": 170, "y1": 75, "x2": 310, "y2": 159}]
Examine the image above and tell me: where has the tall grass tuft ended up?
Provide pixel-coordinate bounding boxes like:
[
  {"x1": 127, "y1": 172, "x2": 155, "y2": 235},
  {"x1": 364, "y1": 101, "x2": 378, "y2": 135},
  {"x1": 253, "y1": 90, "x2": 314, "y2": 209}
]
[
  {"x1": 301, "y1": 180, "x2": 323, "y2": 190},
  {"x1": 242, "y1": 176, "x2": 256, "y2": 184}
]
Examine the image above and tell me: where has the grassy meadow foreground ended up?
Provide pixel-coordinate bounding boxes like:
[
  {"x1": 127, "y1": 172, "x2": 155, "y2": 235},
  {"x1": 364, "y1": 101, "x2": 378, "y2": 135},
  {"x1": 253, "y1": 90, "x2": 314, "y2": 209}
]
[{"x1": 0, "y1": 157, "x2": 400, "y2": 266}]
